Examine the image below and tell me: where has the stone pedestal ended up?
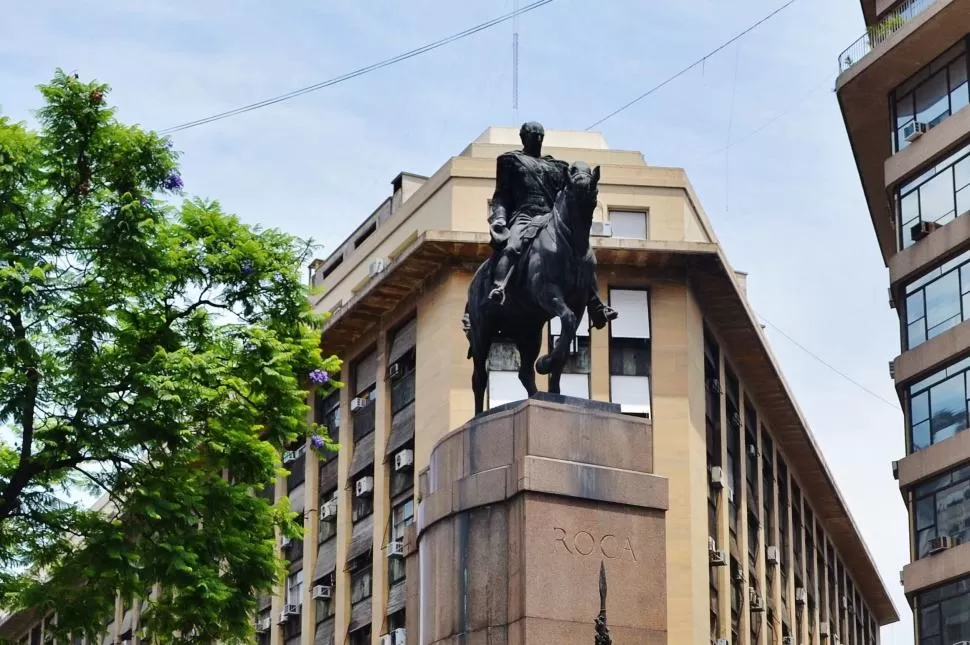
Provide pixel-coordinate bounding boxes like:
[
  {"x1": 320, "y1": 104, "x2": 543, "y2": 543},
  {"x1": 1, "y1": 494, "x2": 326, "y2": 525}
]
[{"x1": 414, "y1": 395, "x2": 668, "y2": 645}]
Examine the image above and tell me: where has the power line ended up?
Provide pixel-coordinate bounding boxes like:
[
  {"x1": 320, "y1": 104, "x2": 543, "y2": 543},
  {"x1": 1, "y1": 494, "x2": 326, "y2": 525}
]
[
  {"x1": 585, "y1": 0, "x2": 799, "y2": 131},
  {"x1": 159, "y1": 0, "x2": 556, "y2": 135},
  {"x1": 759, "y1": 316, "x2": 901, "y2": 411}
]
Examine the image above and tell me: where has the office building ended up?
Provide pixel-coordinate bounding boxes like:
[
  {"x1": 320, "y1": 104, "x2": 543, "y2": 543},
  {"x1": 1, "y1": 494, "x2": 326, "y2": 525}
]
[{"x1": 837, "y1": 1, "x2": 970, "y2": 643}]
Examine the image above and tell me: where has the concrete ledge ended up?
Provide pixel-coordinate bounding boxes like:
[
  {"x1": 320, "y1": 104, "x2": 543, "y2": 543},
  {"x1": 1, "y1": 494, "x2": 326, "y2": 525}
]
[
  {"x1": 516, "y1": 457, "x2": 668, "y2": 511},
  {"x1": 898, "y1": 429, "x2": 970, "y2": 489},
  {"x1": 894, "y1": 318, "x2": 970, "y2": 386},
  {"x1": 902, "y1": 541, "x2": 970, "y2": 595},
  {"x1": 889, "y1": 211, "x2": 970, "y2": 287}
]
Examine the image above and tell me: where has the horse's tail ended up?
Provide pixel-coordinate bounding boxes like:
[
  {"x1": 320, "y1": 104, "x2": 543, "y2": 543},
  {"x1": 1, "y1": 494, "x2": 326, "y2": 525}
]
[{"x1": 462, "y1": 303, "x2": 473, "y2": 359}]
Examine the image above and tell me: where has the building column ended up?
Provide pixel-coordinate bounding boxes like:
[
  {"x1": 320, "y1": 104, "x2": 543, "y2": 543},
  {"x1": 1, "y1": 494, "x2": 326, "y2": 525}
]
[
  {"x1": 333, "y1": 362, "x2": 354, "y2": 645},
  {"x1": 370, "y1": 333, "x2": 390, "y2": 644},
  {"x1": 302, "y1": 394, "x2": 322, "y2": 639},
  {"x1": 737, "y1": 390, "x2": 751, "y2": 645}
]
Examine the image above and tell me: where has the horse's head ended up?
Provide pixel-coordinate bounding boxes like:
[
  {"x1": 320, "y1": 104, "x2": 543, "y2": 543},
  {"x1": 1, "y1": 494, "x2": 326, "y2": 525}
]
[{"x1": 562, "y1": 161, "x2": 601, "y2": 230}]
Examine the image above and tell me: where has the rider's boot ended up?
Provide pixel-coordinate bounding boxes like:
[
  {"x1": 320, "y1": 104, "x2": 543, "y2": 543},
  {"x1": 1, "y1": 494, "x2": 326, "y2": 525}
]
[
  {"x1": 587, "y1": 295, "x2": 618, "y2": 329},
  {"x1": 489, "y1": 253, "x2": 513, "y2": 305}
]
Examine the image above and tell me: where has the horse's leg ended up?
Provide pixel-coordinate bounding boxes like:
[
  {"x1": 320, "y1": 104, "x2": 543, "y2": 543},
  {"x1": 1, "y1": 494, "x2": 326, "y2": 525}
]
[
  {"x1": 534, "y1": 283, "x2": 576, "y2": 376},
  {"x1": 472, "y1": 352, "x2": 488, "y2": 415},
  {"x1": 515, "y1": 328, "x2": 541, "y2": 397}
]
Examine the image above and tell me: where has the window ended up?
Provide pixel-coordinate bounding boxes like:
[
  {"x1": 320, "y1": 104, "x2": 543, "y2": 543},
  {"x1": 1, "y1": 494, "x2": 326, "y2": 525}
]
[
  {"x1": 389, "y1": 499, "x2": 414, "y2": 584},
  {"x1": 320, "y1": 489, "x2": 338, "y2": 542},
  {"x1": 906, "y1": 354, "x2": 970, "y2": 452},
  {"x1": 609, "y1": 210, "x2": 648, "y2": 239},
  {"x1": 390, "y1": 350, "x2": 415, "y2": 413},
  {"x1": 315, "y1": 391, "x2": 340, "y2": 450},
  {"x1": 350, "y1": 561, "x2": 373, "y2": 604},
  {"x1": 913, "y1": 463, "x2": 970, "y2": 558},
  {"x1": 488, "y1": 341, "x2": 526, "y2": 408},
  {"x1": 353, "y1": 475, "x2": 374, "y2": 522},
  {"x1": 352, "y1": 351, "x2": 378, "y2": 440},
  {"x1": 896, "y1": 137, "x2": 970, "y2": 249},
  {"x1": 893, "y1": 38, "x2": 969, "y2": 152},
  {"x1": 316, "y1": 572, "x2": 336, "y2": 621},
  {"x1": 744, "y1": 400, "x2": 759, "y2": 510},
  {"x1": 608, "y1": 289, "x2": 651, "y2": 414},
  {"x1": 778, "y1": 460, "x2": 790, "y2": 609},
  {"x1": 286, "y1": 570, "x2": 304, "y2": 607},
  {"x1": 549, "y1": 312, "x2": 591, "y2": 398},
  {"x1": 350, "y1": 626, "x2": 372, "y2": 645},
  {"x1": 903, "y1": 247, "x2": 970, "y2": 349}
]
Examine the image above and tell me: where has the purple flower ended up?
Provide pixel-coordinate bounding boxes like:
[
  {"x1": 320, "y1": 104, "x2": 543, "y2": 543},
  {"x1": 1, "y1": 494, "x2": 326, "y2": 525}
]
[
  {"x1": 241, "y1": 259, "x2": 254, "y2": 275},
  {"x1": 308, "y1": 369, "x2": 329, "y2": 385},
  {"x1": 310, "y1": 434, "x2": 325, "y2": 450},
  {"x1": 164, "y1": 139, "x2": 174, "y2": 150},
  {"x1": 162, "y1": 171, "x2": 183, "y2": 192},
  {"x1": 139, "y1": 196, "x2": 150, "y2": 208}
]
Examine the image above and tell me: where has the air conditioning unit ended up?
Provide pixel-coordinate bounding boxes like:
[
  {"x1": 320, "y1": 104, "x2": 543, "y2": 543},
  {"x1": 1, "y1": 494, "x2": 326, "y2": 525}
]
[
  {"x1": 386, "y1": 541, "x2": 405, "y2": 558},
  {"x1": 749, "y1": 587, "x2": 765, "y2": 612},
  {"x1": 903, "y1": 120, "x2": 928, "y2": 142},
  {"x1": 888, "y1": 360, "x2": 895, "y2": 379},
  {"x1": 733, "y1": 568, "x2": 745, "y2": 583},
  {"x1": 255, "y1": 617, "x2": 271, "y2": 632},
  {"x1": 892, "y1": 460, "x2": 899, "y2": 480},
  {"x1": 709, "y1": 537, "x2": 726, "y2": 566},
  {"x1": 381, "y1": 636, "x2": 394, "y2": 645},
  {"x1": 766, "y1": 545, "x2": 780, "y2": 566},
  {"x1": 782, "y1": 637, "x2": 795, "y2": 645},
  {"x1": 888, "y1": 286, "x2": 896, "y2": 309},
  {"x1": 321, "y1": 500, "x2": 338, "y2": 520},
  {"x1": 394, "y1": 449, "x2": 414, "y2": 471},
  {"x1": 928, "y1": 535, "x2": 954, "y2": 553},
  {"x1": 393, "y1": 627, "x2": 407, "y2": 645},
  {"x1": 708, "y1": 378, "x2": 721, "y2": 394},
  {"x1": 350, "y1": 397, "x2": 369, "y2": 413},
  {"x1": 369, "y1": 258, "x2": 387, "y2": 277},
  {"x1": 748, "y1": 444, "x2": 758, "y2": 457},
  {"x1": 714, "y1": 639, "x2": 729, "y2": 645},
  {"x1": 730, "y1": 412, "x2": 741, "y2": 427},
  {"x1": 283, "y1": 450, "x2": 298, "y2": 464},
  {"x1": 356, "y1": 476, "x2": 374, "y2": 497},
  {"x1": 795, "y1": 587, "x2": 807, "y2": 604},
  {"x1": 912, "y1": 220, "x2": 942, "y2": 242},
  {"x1": 591, "y1": 221, "x2": 613, "y2": 237},
  {"x1": 820, "y1": 620, "x2": 830, "y2": 637},
  {"x1": 277, "y1": 604, "x2": 300, "y2": 623},
  {"x1": 312, "y1": 584, "x2": 333, "y2": 600},
  {"x1": 388, "y1": 362, "x2": 403, "y2": 380},
  {"x1": 279, "y1": 535, "x2": 292, "y2": 549},
  {"x1": 710, "y1": 466, "x2": 726, "y2": 489},
  {"x1": 840, "y1": 595, "x2": 849, "y2": 610},
  {"x1": 727, "y1": 488, "x2": 735, "y2": 504}
]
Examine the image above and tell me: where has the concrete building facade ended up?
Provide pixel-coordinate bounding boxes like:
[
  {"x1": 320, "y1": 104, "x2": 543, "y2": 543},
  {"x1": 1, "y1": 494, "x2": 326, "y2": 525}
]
[
  {"x1": 837, "y1": 1, "x2": 970, "y2": 643},
  {"x1": 0, "y1": 128, "x2": 897, "y2": 645}
]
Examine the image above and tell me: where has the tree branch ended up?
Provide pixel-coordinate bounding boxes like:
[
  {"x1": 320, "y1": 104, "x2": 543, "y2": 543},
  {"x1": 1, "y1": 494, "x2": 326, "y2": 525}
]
[{"x1": 0, "y1": 310, "x2": 41, "y2": 520}]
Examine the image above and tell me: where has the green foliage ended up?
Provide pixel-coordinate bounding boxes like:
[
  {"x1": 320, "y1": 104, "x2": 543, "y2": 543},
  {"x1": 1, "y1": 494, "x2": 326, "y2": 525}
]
[{"x1": 0, "y1": 70, "x2": 342, "y2": 643}]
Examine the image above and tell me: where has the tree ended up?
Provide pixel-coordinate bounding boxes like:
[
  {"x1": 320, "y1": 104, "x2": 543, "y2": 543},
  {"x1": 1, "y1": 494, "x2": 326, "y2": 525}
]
[{"x1": 0, "y1": 70, "x2": 341, "y2": 643}]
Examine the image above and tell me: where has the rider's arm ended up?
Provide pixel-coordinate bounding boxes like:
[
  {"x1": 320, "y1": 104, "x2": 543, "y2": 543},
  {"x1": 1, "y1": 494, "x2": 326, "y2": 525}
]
[{"x1": 489, "y1": 154, "x2": 512, "y2": 226}]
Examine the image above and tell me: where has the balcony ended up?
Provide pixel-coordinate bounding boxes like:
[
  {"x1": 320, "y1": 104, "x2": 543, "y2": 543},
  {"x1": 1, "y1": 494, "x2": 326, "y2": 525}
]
[{"x1": 838, "y1": 0, "x2": 936, "y2": 73}]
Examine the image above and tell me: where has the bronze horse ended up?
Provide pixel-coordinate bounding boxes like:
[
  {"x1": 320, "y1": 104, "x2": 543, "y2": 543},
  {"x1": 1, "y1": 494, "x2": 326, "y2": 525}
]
[{"x1": 463, "y1": 161, "x2": 605, "y2": 415}]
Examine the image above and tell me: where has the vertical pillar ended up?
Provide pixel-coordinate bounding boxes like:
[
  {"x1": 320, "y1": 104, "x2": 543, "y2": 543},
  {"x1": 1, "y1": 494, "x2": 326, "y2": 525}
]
[
  {"x1": 370, "y1": 332, "x2": 390, "y2": 643},
  {"x1": 737, "y1": 390, "x2": 751, "y2": 645},
  {"x1": 302, "y1": 393, "x2": 321, "y2": 639},
  {"x1": 333, "y1": 362, "x2": 354, "y2": 645}
]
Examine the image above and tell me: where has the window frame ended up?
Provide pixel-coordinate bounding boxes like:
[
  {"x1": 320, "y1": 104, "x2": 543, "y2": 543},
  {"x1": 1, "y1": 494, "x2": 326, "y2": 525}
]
[
  {"x1": 906, "y1": 353, "x2": 970, "y2": 453},
  {"x1": 607, "y1": 288, "x2": 652, "y2": 415},
  {"x1": 912, "y1": 462, "x2": 970, "y2": 558}
]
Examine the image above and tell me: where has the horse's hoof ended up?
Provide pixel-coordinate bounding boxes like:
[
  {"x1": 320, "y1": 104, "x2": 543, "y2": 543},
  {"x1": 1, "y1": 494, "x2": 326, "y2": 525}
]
[{"x1": 536, "y1": 355, "x2": 552, "y2": 375}]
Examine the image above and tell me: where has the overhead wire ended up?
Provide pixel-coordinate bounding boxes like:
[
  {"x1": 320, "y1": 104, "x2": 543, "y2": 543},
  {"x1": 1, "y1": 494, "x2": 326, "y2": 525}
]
[
  {"x1": 584, "y1": 0, "x2": 799, "y2": 131},
  {"x1": 159, "y1": 0, "x2": 556, "y2": 134}
]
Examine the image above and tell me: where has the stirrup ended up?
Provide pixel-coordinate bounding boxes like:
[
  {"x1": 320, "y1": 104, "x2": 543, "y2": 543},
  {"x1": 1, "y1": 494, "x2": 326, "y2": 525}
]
[{"x1": 488, "y1": 286, "x2": 506, "y2": 305}]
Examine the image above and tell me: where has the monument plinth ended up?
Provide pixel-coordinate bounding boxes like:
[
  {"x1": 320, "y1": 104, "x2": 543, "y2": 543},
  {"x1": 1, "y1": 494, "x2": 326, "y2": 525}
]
[{"x1": 414, "y1": 396, "x2": 668, "y2": 645}]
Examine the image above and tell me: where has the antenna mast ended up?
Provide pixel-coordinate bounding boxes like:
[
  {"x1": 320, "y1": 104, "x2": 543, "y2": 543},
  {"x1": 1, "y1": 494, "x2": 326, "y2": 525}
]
[{"x1": 512, "y1": 0, "x2": 519, "y2": 124}]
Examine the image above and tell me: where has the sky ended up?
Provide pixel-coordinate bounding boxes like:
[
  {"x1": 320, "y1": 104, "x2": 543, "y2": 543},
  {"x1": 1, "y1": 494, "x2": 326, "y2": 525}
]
[{"x1": 0, "y1": 0, "x2": 910, "y2": 641}]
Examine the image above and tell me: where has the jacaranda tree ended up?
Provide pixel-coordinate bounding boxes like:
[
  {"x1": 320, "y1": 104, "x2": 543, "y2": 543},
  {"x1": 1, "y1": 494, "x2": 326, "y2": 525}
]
[{"x1": 0, "y1": 70, "x2": 341, "y2": 643}]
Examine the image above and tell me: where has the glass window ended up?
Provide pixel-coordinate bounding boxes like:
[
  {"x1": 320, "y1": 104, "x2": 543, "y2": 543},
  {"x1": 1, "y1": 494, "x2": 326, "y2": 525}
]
[
  {"x1": 609, "y1": 210, "x2": 648, "y2": 239},
  {"x1": 904, "y1": 248, "x2": 970, "y2": 349},
  {"x1": 286, "y1": 570, "x2": 304, "y2": 606},
  {"x1": 390, "y1": 347, "x2": 416, "y2": 414},
  {"x1": 907, "y1": 357, "x2": 970, "y2": 452},
  {"x1": 350, "y1": 563, "x2": 373, "y2": 604},
  {"x1": 897, "y1": 138, "x2": 970, "y2": 249},
  {"x1": 609, "y1": 289, "x2": 651, "y2": 414},
  {"x1": 913, "y1": 464, "x2": 970, "y2": 558},
  {"x1": 892, "y1": 38, "x2": 969, "y2": 152},
  {"x1": 917, "y1": 575, "x2": 970, "y2": 644}
]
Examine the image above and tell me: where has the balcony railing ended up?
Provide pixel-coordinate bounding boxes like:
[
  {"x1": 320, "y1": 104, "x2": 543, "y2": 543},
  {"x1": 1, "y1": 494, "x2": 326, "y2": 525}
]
[{"x1": 838, "y1": 0, "x2": 936, "y2": 73}]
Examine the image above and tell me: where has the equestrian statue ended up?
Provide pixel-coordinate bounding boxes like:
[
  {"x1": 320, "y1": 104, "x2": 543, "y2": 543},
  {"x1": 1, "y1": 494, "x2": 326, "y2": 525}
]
[{"x1": 463, "y1": 121, "x2": 618, "y2": 416}]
